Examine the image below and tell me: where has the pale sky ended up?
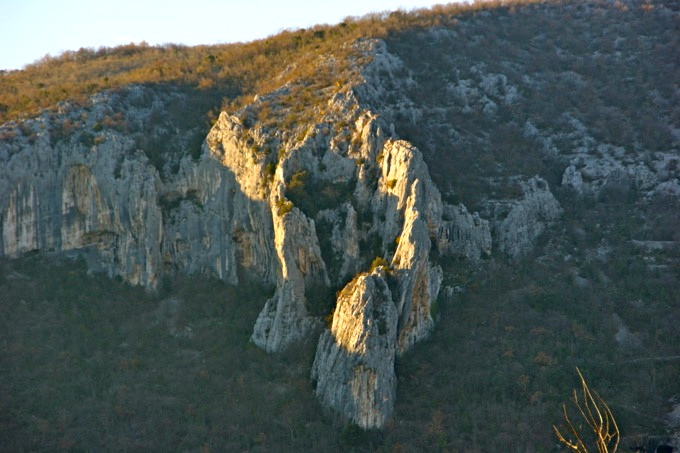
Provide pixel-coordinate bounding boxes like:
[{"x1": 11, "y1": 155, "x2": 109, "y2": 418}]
[{"x1": 0, "y1": 0, "x2": 464, "y2": 70}]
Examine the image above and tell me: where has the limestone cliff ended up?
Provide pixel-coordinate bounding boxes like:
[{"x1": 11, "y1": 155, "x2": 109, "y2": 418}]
[
  {"x1": 2, "y1": 1, "x2": 677, "y2": 448},
  {"x1": 482, "y1": 177, "x2": 563, "y2": 259},
  {"x1": 0, "y1": 90, "x2": 280, "y2": 289},
  {"x1": 251, "y1": 195, "x2": 328, "y2": 352},
  {"x1": 311, "y1": 268, "x2": 397, "y2": 429},
  {"x1": 0, "y1": 39, "x2": 492, "y2": 429},
  {"x1": 437, "y1": 204, "x2": 492, "y2": 260}
]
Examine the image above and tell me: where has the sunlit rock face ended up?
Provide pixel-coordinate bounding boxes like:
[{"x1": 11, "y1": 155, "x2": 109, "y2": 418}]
[
  {"x1": 251, "y1": 203, "x2": 328, "y2": 352},
  {"x1": 311, "y1": 269, "x2": 398, "y2": 430}
]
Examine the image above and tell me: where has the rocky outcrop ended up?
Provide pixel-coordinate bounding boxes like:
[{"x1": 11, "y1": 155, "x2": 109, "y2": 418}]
[
  {"x1": 305, "y1": 41, "x2": 453, "y2": 425},
  {"x1": 0, "y1": 88, "x2": 279, "y2": 289},
  {"x1": 0, "y1": 112, "x2": 166, "y2": 287},
  {"x1": 251, "y1": 199, "x2": 328, "y2": 352},
  {"x1": 437, "y1": 203, "x2": 492, "y2": 259},
  {"x1": 483, "y1": 177, "x2": 562, "y2": 259},
  {"x1": 387, "y1": 177, "x2": 442, "y2": 354},
  {"x1": 311, "y1": 268, "x2": 397, "y2": 429},
  {"x1": 559, "y1": 145, "x2": 680, "y2": 199},
  {"x1": 0, "y1": 39, "x2": 494, "y2": 429},
  {"x1": 316, "y1": 203, "x2": 361, "y2": 285}
]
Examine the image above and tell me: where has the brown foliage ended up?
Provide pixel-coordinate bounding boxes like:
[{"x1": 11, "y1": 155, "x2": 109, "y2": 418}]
[{"x1": 1, "y1": 0, "x2": 554, "y2": 125}]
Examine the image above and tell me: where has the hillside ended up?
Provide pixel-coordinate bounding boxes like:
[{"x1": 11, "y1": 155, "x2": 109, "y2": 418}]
[{"x1": 1, "y1": 0, "x2": 679, "y2": 451}]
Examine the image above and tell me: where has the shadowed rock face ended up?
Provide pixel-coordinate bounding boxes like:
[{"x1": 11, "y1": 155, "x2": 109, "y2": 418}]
[{"x1": 482, "y1": 176, "x2": 563, "y2": 259}]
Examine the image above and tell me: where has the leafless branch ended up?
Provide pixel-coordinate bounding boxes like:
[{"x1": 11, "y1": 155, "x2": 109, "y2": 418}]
[{"x1": 552, "y1": 367, "x2": 620, "y2": 453}]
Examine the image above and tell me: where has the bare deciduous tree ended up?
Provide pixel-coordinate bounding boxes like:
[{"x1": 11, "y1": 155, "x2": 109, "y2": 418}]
[{"x1": 553, "y1": 367, "x2": 620, "y2": 453}]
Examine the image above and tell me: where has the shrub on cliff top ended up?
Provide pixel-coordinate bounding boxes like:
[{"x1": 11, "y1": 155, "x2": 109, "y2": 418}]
[{"x1": 370, "y1": 256, "x2": 390, "y2": 272}]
